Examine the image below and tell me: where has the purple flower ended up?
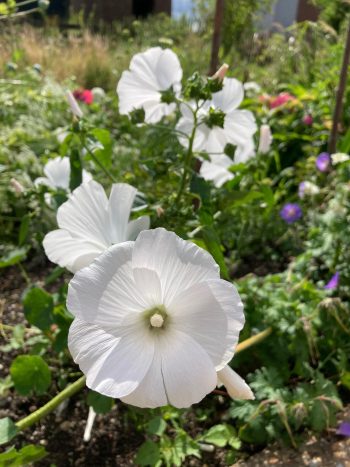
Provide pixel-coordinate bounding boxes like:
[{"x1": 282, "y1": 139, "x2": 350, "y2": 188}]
[
  {"x1": 280, "y1": 203, "x2": 302, "y2": 224},
  {"x1": 303, "y1": 114, "x2": 313, "y2": 126},
  {"x1": 324, "y1": 271, "x2": 339, "y2": 290},
  {"x1": 336, "y1": 422, "x2": 350, "y2": 437},
  {"x1": 316, "y1": 152, "x2": 331, "y2": 172}
]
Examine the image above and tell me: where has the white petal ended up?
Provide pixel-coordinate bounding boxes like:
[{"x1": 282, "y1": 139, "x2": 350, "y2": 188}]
[
  {"x1": 43, "y1": 229, "x2": 104, "y2": 273},
  {"x1": 66, "y1": 91, "x2": 83, "y2": 118},
  {"x1": 57, "y1": 180, "x2": 110, "y2": 247},
  {"x1": 205, "y1": 280, "x2": 245, "y2": 369},
  {"x1": 234, "y1": 138, "x2": 256, "y2": 164},
  {"x1": 107, "y1": 183, "x2": 137, "y2": 243},
  {"x1": 131, "y1": 228, "x2": 220, "y2": 304},
  {"x1": 200, "y1": 159, "x2": 233, "y2": 188},
  {"x1": 202, "y1": 126, "x2": 228, "y2": 154},
  {"x1": 44, "y1": 157, "x2": 70, "y2": 190},
  {"x1": 67, "y1": 241, "x2": 147, "y2": 326},
  {"x1": 212, "y1": 78, "x2": 244, "y2": 113},
  {"x1": 169, "y1": 279, "x2": 244, "y2": 369},
  {"x1": 126, "y1": 215, "x2": 150, "y2": 241},
  {"x1": 217, "y1": 366, "x2": 254, "y2": 400},
  {"x1": 121, "y1": 350, "x2": 167, "y2": 408},
  {"x1": 155, "y1": 48, "x2": 183, "y2": 90},
  {"x1": 159, "y1": 329, "x2": 217, "y2": 408},
  {"x1": 68, "y1": 318, "x2": 154, "y2": 398},
  {"x1": 224, "y1": 110, "x2": 257, "y2": 146}
]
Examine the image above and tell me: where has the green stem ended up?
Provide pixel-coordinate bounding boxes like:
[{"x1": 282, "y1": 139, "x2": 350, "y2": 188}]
[
  {"x1": 175, "y1": 112, "x2": 198, "y2": 204},
  {"x1": 18, "y1": 263, "x2": 31, "y2": 286},
  {"x1": 16, "y1": 376, "x2": 86, "y2": 431},
  {"x1": 84, "y1": 144, "x2": 116, "y2": 183},
  {"x1": 235, "y1": 327, "x2": 273, "y2": 354}
]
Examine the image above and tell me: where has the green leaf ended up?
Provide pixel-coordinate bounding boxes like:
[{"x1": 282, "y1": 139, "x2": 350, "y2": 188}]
[
  {"x1": 135, "y1": 440, "x2": 161, "y2": 467},
  {"x1": 10, "y1": 355, "x2": 51, "y2": 396},
  {"x1": 199, "y1": 424, "x2": 238, "y2": 448},
  {"x1": 0, "y1": 418, "x2": 18, "y2": 446},
  {"x1": 146, "y1": 417, "x2": 167, "y2": 436},
  {"x1": 87, "y1": 390, "x2": 114, "y2": 414},
  {"x1": 0, "y1": 444, "x2": 47, "y2": 465},
  {"x1": 341, "y1": 372, "x2": 350, "y2": 390},
  {"x1": 22, "y1": 287, "x2": 54, "y2": 331},
  {"x1": 69, "y1": 148, "x2": 83, "y2": 191},
  {"x1": 89, "y1": 128, "x2": 113, "y2": 168},
  {"x1": 0, "y1": 247, "x2": 28, "y2": 268},
  {"x1": 202, "y1": 227, "x2": 229, "y2": 279}
]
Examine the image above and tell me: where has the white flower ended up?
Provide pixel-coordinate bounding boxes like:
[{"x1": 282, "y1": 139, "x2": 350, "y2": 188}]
[
  {"x1": 331, "y1": 152, "x2": 350, "y2": 165},
  {"x1": 117, "y1": 47, "x2": 183, "y2": 123},
  {"x1": 91, "y1": 87, "x2": 106, "y2": 102},
  {"x1": 43, "y1": 180, "x2": 150, "y2": 273},
  {"x1": 200, "y1": 154, "x2": 234, "y2": 188},
  {"x1": 298, "y1": 181, "x2": 320, "y2": 198},
  {"x1": 199, "y1": 138, "x2": 255, "y2": 188},
  {"x1": 34, "y1": 157, "x2": 92, "y2": 191},
  {"x1": 258, "y1": 124, "x2": 273, "y2": 154},
  {"x1": 66, "y1": 91, "x2": 83, "y2": 118},
  {"x1": 176, "y1": 78, "x2": 257, "y2": 154},
  {"x1": 67, "y1": 228, "x2": 253, "y2": 408},
  {"x1": 243, "y1": 81, "x2": 261, "y2": 93}
]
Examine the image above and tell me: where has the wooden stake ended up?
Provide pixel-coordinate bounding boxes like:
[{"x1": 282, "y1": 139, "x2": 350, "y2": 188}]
[
  {"x1": 209, "y1": 0, "x2": 225, "y2": 75},
  {"x1": 328, "y1": 19, "x2": 350, "y2": 154}
]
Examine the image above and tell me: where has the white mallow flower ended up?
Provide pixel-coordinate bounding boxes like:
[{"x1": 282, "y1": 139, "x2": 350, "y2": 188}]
[
  {"x1": 67, "y1": 228, "x2": 254, "y2": 408},
  {"x1": 258, "y1": 124, "x2": 273, "y2": 154},
  {"x1": 43, "y1": 180, "x2": 150, "y2": 273},
  {"x1": 200, "y1": 154, "x2": 234, "y2": 188},
  {"x1": 35, "y1": 157, "x2": 92, "y2": 191},
  {"x1": 331, "y1": 152, "x2": 350, "y2": 165},
  {"x1": 176, "y1": 78, "x2": 257, "y2": 154},
  {"x1": 117, "y1": 47, "x2": 183, "y2": 124},
  {"x1": 200, "y1": 138, "x2": 255, "y2": 188}
]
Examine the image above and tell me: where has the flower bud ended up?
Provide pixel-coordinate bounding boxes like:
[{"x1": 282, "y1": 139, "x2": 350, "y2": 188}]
[
  {"x1": 258, "y1": 124, "x2": 273, "y2": 154},
  {"x1": 212, "y1": 63, "x2": 229, "y2": 81},
  {"x1": 66, "y1": 91, "x2": 83, "y2": 119},
  {"x1": 10, "y1": 178, "x2": 24, "y2": 195}
]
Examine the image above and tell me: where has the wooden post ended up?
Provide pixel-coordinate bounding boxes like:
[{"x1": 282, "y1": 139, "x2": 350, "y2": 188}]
[
  {"x1": 328, "y1": 19, "x2": 350, "y2": 154},
  {"x1": 209, "y1": 0, "x2": 225, "y2": 75}
]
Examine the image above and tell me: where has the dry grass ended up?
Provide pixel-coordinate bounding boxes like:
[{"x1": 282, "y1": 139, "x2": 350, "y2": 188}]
[{"x1": 0, "y1": 25, "x2": 120, "y2": 89}]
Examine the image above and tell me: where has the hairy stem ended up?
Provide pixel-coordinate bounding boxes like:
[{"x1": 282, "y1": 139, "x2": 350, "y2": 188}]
[{"x1": 15, "y1": 376, "x2": 86, "y2": 431}]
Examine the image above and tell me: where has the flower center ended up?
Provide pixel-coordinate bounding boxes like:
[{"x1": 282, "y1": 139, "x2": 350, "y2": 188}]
[
  {"x1": 150, "y1": 313, "x2": 164, "y2": 328},
  {"x1": 143, "y1": 305, "x2": 168, "y2": 330},
  {"x1": 205, "y1": 107, "x2": 225, "y2": 129}
]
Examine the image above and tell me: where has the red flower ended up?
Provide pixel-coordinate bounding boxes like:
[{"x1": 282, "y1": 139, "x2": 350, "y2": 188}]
[
  {"x1": 269, "y1": 92, "x2": 295, "y2": 109},
  {"x1": 73, "y1": 89, "x2": 94, "y2": 105},
  {"x1": 302, "y1": 114, "x2": 313, "y2": 125}
]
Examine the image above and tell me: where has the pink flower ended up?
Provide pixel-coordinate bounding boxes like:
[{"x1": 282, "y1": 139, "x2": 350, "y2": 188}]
[
  {"x1": 303, "y1": 114, "x2": 313, "y2": 125},
  {"x1": 269, "y1": 92, "x2": 295, "y2": 109},
  {"x1": 73, "y1": 89, "x2": 94, "y2": 105}
]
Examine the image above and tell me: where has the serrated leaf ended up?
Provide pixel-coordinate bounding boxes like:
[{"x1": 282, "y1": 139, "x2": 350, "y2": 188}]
[
  {"x1": 0, "y1": 444, "x2": 47, "y2": 465},
  {"x1": 22, "y1": 287, "x2": 54, "y2": 331},
  {"x1": 0, "y1": 418, "x2": 18, "y2": 445},
  {"x1": 10, "y1": 355, "x2": 51, "y2": 396}
]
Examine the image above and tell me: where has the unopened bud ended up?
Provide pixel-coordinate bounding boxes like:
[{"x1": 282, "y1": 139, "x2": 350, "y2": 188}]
[
  {"x1": 258, "y1": 124, "x2": 273, "y2": 154},
  {"x1": 66, "y1": 90, "x2": 83, "y2": 119},
  {"x1": 10, "y1": 178, "x2": 24, "y2": 194},
  {"x1": 212, "y1": 63, "x2": 229, "y2": 81}
]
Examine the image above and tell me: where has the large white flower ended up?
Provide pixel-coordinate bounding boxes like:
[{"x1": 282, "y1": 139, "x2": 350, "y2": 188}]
[
  {"x1": 176, "y1": 78, "x2": 257, "y2": 154},
  {"x1": 199, "y1": 138, "x2": 255, "y2": 188},
  {"x1": 117, "y1": 47, "x2": 183, "y2": 123},
  {"x1": 35, "y1": 157, "x2": 92, "y2": 191},
  {"x1": 43, "y1": 180, "x2": 150, "y2": 273},
  {"x1": 67, "y1": 228, "x2": 253, "y2": 408}
]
